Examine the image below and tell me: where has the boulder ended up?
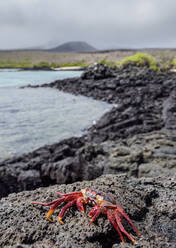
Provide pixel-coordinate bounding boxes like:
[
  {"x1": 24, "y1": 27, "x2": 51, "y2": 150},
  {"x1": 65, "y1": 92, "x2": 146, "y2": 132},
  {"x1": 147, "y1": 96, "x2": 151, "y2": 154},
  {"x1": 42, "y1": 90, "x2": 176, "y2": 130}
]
[
  {"x1": 81, "y1": 63, "x2": 117, "y2": 80},
  {"x1": 0, "y1": 174, "x2": 175, "y2": 247}
]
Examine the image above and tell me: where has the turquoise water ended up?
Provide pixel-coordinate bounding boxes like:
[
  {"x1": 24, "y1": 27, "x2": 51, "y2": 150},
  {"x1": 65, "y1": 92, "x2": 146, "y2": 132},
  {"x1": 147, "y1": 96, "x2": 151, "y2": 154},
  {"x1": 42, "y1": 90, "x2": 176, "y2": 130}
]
[
  {"x1": 0, "y1": 69, "x2": 82, "y2": 88},
  {"x1": 0, "y1": 69, "x2": 112, "y2": 160}
]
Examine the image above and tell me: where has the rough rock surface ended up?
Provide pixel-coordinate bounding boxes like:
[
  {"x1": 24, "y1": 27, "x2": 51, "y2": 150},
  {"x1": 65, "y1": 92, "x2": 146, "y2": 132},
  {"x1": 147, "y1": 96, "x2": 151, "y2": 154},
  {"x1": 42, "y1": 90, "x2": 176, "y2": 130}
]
[
  {"x1": 101, "y1": 130, "x2": 176, "y2": 177},
  {"x1": 1, "y1": 130, "x2": 176, "y2": 200},
  {"x1": 0, "y1": 174, "x2": 175, "y2": 248},
  {"x1": 0, "y1": 137, "x2": 104, "y2": 198}
]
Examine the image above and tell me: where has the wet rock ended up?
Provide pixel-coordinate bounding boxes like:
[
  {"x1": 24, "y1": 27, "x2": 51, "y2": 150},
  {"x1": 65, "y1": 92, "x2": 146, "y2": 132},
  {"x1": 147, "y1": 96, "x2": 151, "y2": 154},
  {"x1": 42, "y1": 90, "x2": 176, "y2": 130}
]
[{"x1": 0, "y1": 174, "x2": 175, "y2": 247}]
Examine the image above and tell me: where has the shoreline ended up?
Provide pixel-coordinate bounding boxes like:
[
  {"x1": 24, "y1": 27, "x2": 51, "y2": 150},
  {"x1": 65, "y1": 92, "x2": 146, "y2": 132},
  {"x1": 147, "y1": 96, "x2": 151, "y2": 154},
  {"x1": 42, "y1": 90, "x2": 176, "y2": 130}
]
[
  {"x1": 0, "y1": 64, "x2": 176, "y2": 247},
  {"x1": 1, "y1": 64, "x2": 176, "y2": 192}
]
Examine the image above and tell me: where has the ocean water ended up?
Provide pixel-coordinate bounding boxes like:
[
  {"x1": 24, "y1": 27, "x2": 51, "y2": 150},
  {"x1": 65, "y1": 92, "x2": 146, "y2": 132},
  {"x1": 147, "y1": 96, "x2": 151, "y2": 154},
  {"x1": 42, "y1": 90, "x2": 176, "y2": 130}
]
[{"x1": 0, "y1": 69, "x2": 112, "y2": 160}]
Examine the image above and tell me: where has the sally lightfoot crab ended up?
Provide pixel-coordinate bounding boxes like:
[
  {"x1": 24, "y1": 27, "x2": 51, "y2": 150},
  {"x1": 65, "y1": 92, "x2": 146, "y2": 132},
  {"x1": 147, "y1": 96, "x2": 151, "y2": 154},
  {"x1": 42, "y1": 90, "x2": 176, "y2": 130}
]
[{"x1": 32, "y1": 188, "x2": 140, "y2": 243}]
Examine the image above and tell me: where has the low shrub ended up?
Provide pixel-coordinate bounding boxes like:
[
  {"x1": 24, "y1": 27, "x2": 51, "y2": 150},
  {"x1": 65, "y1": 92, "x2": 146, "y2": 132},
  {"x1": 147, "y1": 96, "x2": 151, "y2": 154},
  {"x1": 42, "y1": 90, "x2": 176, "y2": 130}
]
[
  {"x1": 170, "y1": 58, "x2": 176, "y2": 69},
  {"x1": 117, "y1": 53, "x2": 160, "y2": 71}
]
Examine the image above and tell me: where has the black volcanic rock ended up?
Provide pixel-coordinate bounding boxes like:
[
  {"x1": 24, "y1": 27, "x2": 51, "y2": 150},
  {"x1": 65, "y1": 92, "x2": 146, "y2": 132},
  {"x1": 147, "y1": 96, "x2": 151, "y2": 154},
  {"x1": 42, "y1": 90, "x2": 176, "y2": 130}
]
[
  {"x1": 1, "y1": 129, "x2": 176, "y2": 200},
  {"x1": 0, "y1": 137, "x2": 105, "y2": 199},
  {"x1": 0, "y1": 174, "x2": 175, "y2": 247},
  {"x1": 49, "y1": 41, "x2": 97, "y2": 53}
]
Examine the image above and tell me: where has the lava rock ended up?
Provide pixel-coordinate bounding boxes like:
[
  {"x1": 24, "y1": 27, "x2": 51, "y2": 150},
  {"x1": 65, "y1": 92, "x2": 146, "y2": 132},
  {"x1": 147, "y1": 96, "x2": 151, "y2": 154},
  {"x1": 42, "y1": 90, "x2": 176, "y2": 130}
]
[
  {"x1": 102, "y1": 131, "x2": 176, "y2": 178},
  {"x1": 163, "y1": 87, "x2": 176, "y2": 129},
  {"x1": 0, "y1": 137, "x2": 104, "y2": 199},
  {"x1": 0, "y1": 174, "x2": 175, "y2": 248}
]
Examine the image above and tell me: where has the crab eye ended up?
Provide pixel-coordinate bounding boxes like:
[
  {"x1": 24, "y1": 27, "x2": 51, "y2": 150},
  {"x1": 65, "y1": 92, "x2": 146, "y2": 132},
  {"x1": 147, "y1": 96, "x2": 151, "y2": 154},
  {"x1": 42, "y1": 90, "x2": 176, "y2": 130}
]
[{"x1": 84, "y1": 189, "x2": 97, "y2": 199}]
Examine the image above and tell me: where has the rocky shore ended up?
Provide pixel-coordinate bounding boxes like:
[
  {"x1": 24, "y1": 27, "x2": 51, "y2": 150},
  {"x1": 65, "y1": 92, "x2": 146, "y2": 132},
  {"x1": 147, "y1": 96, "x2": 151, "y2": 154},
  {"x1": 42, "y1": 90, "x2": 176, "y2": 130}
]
[{"x1": 0, "y1": 64, "x2": 176, "y2": 247}]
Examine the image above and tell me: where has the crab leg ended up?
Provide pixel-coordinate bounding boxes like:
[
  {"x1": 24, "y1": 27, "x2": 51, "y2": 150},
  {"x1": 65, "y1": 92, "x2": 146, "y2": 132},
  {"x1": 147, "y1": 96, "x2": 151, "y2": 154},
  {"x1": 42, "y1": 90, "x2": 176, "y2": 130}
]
[
  {"x1": 76, "y1": 197, "x2": 85, "y2": 213},
  {"x1": 88, "y1": 206, "x2": 99, "y2": 217},
  {"x1": 58, "y1": 200, "x2": 77, "y2": 224},
  {"x1": 31, "y1": 198, "x2": 61, "y2": 206},
  {"x1": 107, "y1": 210, "x2": 125, "y2": 243},
  {"x1": 46, "y1": 198, "x2": 65, "y2": 222},
  {"x1": 116, "y1": 206, "x2": 140, "y2": 236},
  {"x1": 32, "y1": 198, "x2": 65, "y2": 222},
  {"x1": 114, "y1": 212, "x2": 135, "y2": 243},
  {"x1": 89, "y1": 208, "x2": 101, "y2": 225}
]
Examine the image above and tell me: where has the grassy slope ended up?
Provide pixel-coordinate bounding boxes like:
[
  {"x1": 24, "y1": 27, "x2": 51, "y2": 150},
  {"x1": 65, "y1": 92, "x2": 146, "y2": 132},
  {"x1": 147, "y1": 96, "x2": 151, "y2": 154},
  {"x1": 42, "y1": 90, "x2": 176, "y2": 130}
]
[{"x1": 0, "y1": 49, "x2": 176, "y2": 68}]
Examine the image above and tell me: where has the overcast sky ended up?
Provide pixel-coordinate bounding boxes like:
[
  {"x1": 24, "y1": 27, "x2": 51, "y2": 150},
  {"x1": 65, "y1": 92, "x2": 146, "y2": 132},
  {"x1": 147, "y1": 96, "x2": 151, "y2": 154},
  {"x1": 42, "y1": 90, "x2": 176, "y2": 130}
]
[{"x1": 0, "y1": 0, "x2": 176, "y2": 50}]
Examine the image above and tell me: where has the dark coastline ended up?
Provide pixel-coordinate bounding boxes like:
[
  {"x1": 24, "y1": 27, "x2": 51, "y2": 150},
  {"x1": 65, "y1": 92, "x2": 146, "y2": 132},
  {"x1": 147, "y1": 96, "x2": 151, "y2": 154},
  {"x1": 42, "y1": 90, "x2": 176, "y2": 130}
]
[{"x1": 0, "y1": 64, "x2": 176, "y2": 247}]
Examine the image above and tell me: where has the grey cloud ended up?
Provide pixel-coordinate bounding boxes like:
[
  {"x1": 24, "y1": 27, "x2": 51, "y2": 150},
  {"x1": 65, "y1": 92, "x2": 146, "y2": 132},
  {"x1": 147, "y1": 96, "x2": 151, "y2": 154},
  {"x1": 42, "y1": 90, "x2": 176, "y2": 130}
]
[{"x1": 0, "y1": 0, "x2": 176, "y2": 49}]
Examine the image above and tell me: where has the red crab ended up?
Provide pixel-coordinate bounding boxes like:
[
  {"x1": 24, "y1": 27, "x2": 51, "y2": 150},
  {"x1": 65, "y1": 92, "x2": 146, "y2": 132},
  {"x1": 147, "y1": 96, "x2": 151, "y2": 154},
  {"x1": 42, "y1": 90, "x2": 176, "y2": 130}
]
[{"x1": 32, "y1": 188, "x2": 140, "y2": 243}]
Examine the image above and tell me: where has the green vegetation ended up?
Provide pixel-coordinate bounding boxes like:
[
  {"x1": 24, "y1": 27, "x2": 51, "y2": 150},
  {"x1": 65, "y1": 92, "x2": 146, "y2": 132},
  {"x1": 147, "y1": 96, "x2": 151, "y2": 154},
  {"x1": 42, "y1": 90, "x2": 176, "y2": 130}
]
[
  {"x1": 170, "y1": 58, "x2": 176, "y2": 68},
  {"x1": 0, "y1": 52, "x2": 175, "y2": 72},
  {"x1": 116, "y1": 53, "x2": 160, "y2": 71},
  {"x1": 1, "y1": 49, "x2": 176, "y2": 71},
  {"x1": 96, "y1": 53, "x2": 162, "y2": 71},
  {"x1": 33, "y1": 61, "x2": 50, "y2": 68},
  {"x1": 172, "y1": 58, "x2": 176, "y2": 64},
  {"x1": 156, "y1": 52, "x2": 175, "y2": 71},
  {"x1": 156, "y1": 56, "x2": 176, "y2": 71},
  {"x1": 0, "y1": 60, "x2": 32, "y2": 68},
  {"x1": 0, "y1": 60, "x2": 86, "y2": 69}
]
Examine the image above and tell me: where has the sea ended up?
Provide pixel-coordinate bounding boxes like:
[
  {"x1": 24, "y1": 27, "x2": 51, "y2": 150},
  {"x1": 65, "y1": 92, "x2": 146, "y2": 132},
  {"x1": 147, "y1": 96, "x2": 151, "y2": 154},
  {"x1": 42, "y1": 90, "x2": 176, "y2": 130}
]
[{"x1": 0, "y1": 69, "x2": 112, "y2": 161}]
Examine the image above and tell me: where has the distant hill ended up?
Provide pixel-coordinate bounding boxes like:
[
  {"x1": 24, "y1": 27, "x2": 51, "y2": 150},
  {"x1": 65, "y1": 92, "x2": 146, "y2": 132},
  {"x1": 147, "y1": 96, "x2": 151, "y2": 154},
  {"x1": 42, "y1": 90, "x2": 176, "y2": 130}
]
[{"x1": 48, "y1": 41, "x2": 97, "y2": 53}]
